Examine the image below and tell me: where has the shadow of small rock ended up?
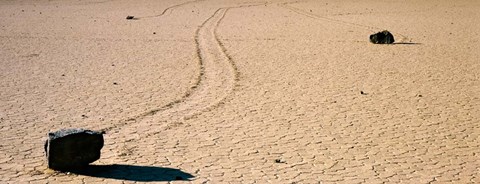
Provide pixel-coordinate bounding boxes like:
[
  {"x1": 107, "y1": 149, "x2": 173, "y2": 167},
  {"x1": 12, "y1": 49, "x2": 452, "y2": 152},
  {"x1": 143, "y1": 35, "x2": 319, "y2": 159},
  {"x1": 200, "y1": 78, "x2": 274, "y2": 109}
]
[
  {"x1": 70, "y1": 164, "x2": 194, "y2": 182},
  {"x1": 392, "y1": 42, "x2": 422, "y2": 45},
  {"x1": 126, "y1": 15, "x2": 139, "y2": 20}
]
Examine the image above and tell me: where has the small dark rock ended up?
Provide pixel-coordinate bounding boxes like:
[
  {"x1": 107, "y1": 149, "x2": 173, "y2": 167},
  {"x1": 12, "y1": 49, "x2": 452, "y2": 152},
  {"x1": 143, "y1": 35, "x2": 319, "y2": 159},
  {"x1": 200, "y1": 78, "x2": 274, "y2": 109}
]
[
  {"x1": 113, "y1": 82, "x2": 118, "y2": 85},
  {"x1": 81, "y1": 115, "x2": 88, "y2": 118},
  {"x1": 360, "y1": 91, "x2": 366, "y2": 95},
  {"x1": 61, "y1": 74, "x2": 65, "y2": 77},
  {"x1": 274, "y1": 159, "x2": 285, "y2": 163},
  {"x1": 153, "y1": 32, "x2": 156, "y2": 34},
  {"x1": 370, "y1": 30, "x2": 395, "y2": 44},
  {"x1": 126, "y1": 15, "x2": 134, "y2": 20},
  {"x1": 418, "y1": 94, "x2": 423, "y2": 97},
  {"x1": 45, "y1": 129, "x2": 104, "y2": 171}
]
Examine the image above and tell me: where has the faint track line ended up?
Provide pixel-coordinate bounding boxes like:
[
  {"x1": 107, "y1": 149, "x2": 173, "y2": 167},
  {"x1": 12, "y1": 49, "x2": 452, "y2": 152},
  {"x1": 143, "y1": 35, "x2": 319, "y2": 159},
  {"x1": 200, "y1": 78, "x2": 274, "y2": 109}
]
[
  {"x1": 137, "y1": 0, "x2": 207, "y2": 19},
  {"x1": 279, "y1": 2, "x2": 411, "y2": 42}
]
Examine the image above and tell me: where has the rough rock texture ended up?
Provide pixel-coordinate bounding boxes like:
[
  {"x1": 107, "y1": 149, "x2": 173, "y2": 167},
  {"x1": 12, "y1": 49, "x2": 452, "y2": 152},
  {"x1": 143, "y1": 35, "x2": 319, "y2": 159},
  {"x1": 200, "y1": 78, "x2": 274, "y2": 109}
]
[
  {"x1": 45, "y1": 129, "x2": 104, "y2": 171},
  {"x1": 370, "y1": 30, "x2": 395, "y2": 44}
]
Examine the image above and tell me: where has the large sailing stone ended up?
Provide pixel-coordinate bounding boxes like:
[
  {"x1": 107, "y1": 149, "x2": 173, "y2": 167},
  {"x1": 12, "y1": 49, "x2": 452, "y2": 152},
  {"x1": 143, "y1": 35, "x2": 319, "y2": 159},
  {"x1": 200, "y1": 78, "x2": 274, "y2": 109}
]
[
  {"x1": 370, "y1": 30, "x2": 395, "y2": 44},
  {"x1": 45, "y1": 129, "x2": 104, "y2": 171}
]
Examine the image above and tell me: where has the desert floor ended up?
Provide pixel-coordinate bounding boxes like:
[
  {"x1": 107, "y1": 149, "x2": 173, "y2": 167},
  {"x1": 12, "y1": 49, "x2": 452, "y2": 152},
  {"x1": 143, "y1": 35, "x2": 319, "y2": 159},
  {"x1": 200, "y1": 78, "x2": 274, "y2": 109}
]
[{"x1": 1, "y1": 0, "x2": 479, "y2": 183}]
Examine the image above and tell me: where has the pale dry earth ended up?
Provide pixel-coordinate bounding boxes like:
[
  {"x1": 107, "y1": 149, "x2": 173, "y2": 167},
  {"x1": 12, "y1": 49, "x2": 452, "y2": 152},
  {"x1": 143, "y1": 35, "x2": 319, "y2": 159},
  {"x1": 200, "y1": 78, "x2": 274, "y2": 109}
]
[{"x1": 0, "y1": 0, "x2": 479, "y2": 183}]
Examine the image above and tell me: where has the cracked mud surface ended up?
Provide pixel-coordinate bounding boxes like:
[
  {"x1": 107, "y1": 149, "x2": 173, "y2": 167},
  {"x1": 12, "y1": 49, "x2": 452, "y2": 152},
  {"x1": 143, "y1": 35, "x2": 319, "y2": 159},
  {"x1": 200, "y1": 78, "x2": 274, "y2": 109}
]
[{"x1": 1, "y1": 0, "x2": 479, "y2": 183}]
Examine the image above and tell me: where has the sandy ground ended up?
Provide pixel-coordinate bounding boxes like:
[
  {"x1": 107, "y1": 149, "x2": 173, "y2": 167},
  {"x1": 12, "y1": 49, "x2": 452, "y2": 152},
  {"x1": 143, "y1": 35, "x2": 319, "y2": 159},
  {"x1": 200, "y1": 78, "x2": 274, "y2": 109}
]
[{"x1": 1, "y1": 0, "x2": 479, "y2": 183}]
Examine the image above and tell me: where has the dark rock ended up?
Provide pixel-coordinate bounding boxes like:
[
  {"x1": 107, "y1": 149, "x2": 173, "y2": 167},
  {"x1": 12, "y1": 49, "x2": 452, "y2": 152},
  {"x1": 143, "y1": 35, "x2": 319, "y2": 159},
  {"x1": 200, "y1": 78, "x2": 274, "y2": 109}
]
[
  {"x1": 126, "y1": 15, "x2": 134, "y2": 20},
  {"x1": 45, "y1": 129, "x2": 104, "y2": 171},
  {"x1": 370, "y1": 30, "x2": 395, "y2": 44}
]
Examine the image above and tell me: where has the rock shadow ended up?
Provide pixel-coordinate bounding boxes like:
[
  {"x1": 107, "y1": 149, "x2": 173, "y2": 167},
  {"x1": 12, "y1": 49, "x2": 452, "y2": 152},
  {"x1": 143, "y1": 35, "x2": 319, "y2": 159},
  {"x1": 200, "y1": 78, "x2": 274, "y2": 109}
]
[
  {"x1": 70, "y1": 164, "x2": 194, "y2": 182},
  {"x1": 392, "y1": 42, "x2": 422, "y2": 45}
]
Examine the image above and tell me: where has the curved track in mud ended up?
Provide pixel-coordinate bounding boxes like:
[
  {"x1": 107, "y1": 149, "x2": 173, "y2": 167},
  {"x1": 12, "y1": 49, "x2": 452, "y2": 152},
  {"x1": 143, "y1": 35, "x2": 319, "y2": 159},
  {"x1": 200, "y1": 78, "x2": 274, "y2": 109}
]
[
  {"x1": 157, "y1": 7, "x2": 238, "y2": 124},
  {"x1": 101, "y1": 4, "x2": 273, "y2": 158},
  {"x1": 104, "y1": 4, "x2": 267, "y2": 135},
  {"x1": 102, "y1": 8, "x2": 240, "y2": 157}
]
